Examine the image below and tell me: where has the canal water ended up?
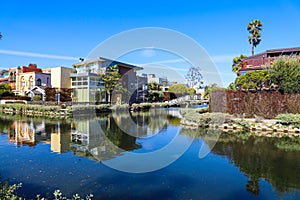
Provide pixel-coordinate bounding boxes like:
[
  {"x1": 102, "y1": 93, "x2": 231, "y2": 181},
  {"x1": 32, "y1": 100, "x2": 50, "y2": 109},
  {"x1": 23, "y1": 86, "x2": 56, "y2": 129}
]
[{"x1": 0, "y1": 109, "x2": 299, "y2": 199}]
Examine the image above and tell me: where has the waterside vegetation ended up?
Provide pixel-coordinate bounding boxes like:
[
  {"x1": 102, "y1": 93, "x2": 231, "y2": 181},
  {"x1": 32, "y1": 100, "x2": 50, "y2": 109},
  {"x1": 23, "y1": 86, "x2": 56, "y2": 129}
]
[{"x1": 181, "y1": 109, "x2": 300, "y2": 138}]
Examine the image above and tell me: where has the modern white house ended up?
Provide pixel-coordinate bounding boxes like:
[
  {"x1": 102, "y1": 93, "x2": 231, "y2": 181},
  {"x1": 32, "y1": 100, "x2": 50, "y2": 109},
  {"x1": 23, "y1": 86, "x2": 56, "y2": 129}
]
[{"x1": 71, "y1": 58, "x2": 143, "y2": 103}]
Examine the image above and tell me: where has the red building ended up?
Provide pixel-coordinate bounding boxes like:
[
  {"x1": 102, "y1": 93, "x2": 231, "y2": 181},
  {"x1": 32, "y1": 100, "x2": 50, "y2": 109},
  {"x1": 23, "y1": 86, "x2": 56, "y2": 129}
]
[{"x1": 239, "y1": 47, "x2": 300, "y2": 75}]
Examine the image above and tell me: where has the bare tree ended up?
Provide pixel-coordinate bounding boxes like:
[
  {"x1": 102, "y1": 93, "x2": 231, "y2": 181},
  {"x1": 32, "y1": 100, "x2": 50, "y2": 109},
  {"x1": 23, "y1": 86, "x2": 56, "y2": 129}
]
[{"x1": 185, "y1": 66, "x2": 203, "y2": 89}]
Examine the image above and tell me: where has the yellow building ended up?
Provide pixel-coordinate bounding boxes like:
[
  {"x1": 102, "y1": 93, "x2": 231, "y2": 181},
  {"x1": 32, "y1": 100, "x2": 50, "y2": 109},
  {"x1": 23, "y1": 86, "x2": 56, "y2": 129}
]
[{"x1": 43, "y1": 66, "x2": 73, "y2": 89}]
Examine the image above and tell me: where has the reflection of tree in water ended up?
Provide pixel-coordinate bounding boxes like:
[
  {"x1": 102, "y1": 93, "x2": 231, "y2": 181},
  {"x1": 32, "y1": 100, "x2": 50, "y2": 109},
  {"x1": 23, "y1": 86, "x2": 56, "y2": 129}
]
[
  {"x1": 112, "y1": 110, "x2": 168, "y2": 137},
  {"x1": 181, "y1": 129, "x2": 300, "y2": 196},
  {"x1": 0, "y1": 117, "x2": 14, "y2": 133}
]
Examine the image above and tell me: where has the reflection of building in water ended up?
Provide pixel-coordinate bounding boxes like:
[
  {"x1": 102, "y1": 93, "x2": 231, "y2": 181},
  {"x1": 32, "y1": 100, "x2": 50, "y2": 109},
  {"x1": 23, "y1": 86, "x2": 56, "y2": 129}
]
[
  {"x1": 8, "y1": 120, "x2": 50, "y2": 146},
  {"x1": 166, "y1": 109, "x2": 182, "y2": 119},
  {"x1": 50, "y1": 122, "x2": 72, "y2": 153},
  {"x1": 70, "y1": 118, "x2": 139, "y2": 161}
]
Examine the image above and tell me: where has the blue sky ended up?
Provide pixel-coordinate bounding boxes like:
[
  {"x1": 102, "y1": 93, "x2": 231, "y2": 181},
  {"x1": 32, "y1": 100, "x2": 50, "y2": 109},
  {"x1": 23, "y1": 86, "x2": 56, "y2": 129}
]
[{"x1": 0, "y1": 0, "x2": 300, "y2": 86}]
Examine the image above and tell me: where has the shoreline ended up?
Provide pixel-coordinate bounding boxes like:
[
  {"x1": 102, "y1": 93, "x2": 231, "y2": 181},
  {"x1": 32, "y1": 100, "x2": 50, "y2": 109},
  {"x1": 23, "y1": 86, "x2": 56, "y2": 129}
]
[{"x1": 181, "y1": 117, "x2": 300, "y2": 138}]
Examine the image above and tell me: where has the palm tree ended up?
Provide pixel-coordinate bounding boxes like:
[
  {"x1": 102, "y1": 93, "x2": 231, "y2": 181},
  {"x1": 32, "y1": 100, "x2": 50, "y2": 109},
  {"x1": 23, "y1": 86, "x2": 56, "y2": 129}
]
[
  {"x1": 247, "y1": 19, "x2": 263, "y2": 55},
  {"x1": 0, "y1": 32, "x2": 2, "y2": 40},
  {"x1": 232, "y1": 54, "x2": 247, "y2": 75}
]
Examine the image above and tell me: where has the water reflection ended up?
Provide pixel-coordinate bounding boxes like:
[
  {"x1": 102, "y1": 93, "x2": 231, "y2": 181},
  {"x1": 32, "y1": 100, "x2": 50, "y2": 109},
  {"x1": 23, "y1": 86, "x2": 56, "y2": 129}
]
[
  {"x1": 1, "y1": 108, "x2": 179, "y2": 162},
  {"x1": 182, "y1": 128, "x2": 300, "y2": 196},
  {"x1": 0, "y1": 111, "x2": 300, "y2": 198}
]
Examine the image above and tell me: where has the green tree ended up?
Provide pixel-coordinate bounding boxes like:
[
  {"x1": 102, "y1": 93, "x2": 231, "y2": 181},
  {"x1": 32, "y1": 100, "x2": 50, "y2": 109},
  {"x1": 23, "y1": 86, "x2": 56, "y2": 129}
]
[
  {"x1": 148, "y1": 81, "x2": 160, "y2": 91},
  {"x1": 101, "y1": 65, "x2": 121, "y2": 104},
  {"x1": 232, "y1": 54, "x2": 247, "y2": 75},
  {"x1": 247, "y1": 19, "x2": 263, "y2": 55},
  {"x1": 112, "y1": 82, "x2": 129, "y2": 103},
  {"x1": 0, "y1": 84, "x2": 14, "y2": 98},
  {"x1": 168, "y1": 84, "x2": 188, "y2": 93},
  {"x1": 230, "y1": 70, "x2": 272, "y2": 91},
  {"x1": 147, "y1": 81, "x2": 163, "y2": 102},
  {"x1": 204, "y1": 83, "x2": 224, "y2": 98},
  {"x1": 270, "y1": 57, "x2": 300, "y2": 94}
]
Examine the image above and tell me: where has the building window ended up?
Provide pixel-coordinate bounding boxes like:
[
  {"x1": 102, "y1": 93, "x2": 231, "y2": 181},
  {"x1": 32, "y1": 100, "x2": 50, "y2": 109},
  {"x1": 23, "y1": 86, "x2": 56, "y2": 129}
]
[
  {"x1": 47, "y1": 77, "x2": 49, "y2": 85},
  {"x1": 29, "y1": 77, "x2": 34, "y2": 87},
  {"x1": 21, "y1": 77, "x2": 25, "y2": 87},
  {"x1": 36, "y1": 78, "x2": 41, "y2": 86}
]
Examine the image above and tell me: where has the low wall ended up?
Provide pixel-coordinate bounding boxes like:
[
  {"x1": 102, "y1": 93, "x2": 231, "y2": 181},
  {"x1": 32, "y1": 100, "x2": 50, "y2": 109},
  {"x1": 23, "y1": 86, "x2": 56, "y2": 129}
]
[{"x1": 210, "y1": 90, "x2": 300, "y2": 119}]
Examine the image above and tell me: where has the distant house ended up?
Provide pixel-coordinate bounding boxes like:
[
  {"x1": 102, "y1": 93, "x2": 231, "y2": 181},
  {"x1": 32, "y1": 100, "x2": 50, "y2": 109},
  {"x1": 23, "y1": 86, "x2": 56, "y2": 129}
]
[
  {"x1": 146, "y1": 73, "x2": 168, "y2": 85},
  {"x1": 71, "y1": 58, "x2": 143, "y2": 103},
  {"x1": 239, "y1": 47, "x2": 300, "y2": 75},
  {"x1": 8, "y1": 64, "x2": 51, "y2": 95},
  {"x1": 0, "y1": 70, "x2": 9, "y2": 84},
  {"x1": 43, "y1": 66, "x2": 74, "y2": 90},
  {"x1": 25, "y1": 86, "x2": 46, "y2": 101}
]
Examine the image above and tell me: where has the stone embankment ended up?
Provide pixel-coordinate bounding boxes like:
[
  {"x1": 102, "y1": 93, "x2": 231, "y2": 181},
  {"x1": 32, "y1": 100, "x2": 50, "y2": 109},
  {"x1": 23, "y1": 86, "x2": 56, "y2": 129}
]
[{"x1": 181, "y1": 117, "x2": 300, "y2": 138}]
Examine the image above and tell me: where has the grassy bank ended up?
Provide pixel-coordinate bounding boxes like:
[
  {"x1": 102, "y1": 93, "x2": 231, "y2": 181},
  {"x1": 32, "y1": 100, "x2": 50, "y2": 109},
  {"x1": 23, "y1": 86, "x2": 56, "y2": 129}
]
[
  {"x1": 0, "y1": 101, "x2": 207, "y2": 117},
  {"x1": 181, "y1": 109, "x2": 300, "y2": 138}
]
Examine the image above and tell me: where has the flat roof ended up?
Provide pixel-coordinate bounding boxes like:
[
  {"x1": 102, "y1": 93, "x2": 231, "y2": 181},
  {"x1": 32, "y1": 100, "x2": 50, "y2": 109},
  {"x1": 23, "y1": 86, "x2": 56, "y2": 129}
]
[{"x1": 73, "y1": 57, "x2": 143, "y2": 70}]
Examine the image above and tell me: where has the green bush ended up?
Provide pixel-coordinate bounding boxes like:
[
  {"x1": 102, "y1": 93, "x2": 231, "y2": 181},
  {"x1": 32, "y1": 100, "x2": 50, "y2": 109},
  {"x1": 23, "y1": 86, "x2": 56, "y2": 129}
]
[
  {"x1": 0, "y1": 178, "x2": 93, "y2": 200},
  {"x1": 111, "y1": 104, "x2": 129, "y2": 111},
  {"x1": 275, "y1": 113, "x2": 300, "y2": 128},
  {"x1": 31, "y1": 96, "x2": 42, "y2": 101},
  {"x1": 181, "y1": 109, "x2": 233, "y2": 126}
]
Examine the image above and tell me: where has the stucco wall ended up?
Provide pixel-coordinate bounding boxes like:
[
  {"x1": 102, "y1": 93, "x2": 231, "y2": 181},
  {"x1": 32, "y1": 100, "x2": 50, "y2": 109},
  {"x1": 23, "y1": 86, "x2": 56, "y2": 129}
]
[{"x1": 51, "y1": 67, "x2": 72, "y2": 89}]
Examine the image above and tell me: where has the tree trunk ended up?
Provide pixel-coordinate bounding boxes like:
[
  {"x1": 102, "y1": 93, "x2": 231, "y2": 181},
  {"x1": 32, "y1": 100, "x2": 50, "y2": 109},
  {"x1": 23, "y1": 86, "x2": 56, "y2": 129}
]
[
  {"x1": 107, "y1": 91, "x2": 111, "y2": 104},
  {"x1": 251, "y1": 45, "x2": 254, "y2": 56}
]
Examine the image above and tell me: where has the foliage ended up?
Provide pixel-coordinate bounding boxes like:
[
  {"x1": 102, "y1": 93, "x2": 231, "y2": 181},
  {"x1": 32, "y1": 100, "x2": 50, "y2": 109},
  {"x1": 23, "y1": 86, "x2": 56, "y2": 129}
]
[
  {"x1": 112, "y1": 82, "x2": 129, "y2": 99},
  {"x1": 0, "y1": 103, "x2": 66, "y2": 117},
  {"x1": 275, "y1": 138, "x2": 300, "y2": 151},
  {"x1": 204, "y1": 83, "x2": 225, "y2": 98},
  {"x1": 236, "y1": 119, "x2": 250, "y2": 131},
  {"x1": 195, "y1": 107, "x2": 209, "y2": 114},
  {"x1": 275, "y1": 113, "x2": 300, "y2": 128},
  {"x1": 131, "y1": 103, "x2": 151, "y2": 111},
  {"x1": 0, "y1": 84, "x2": 14, "y2": 98},
  {"x1": 71, "y1": 104, "x2": 111, "y2": 113},
  {"x1": 181, "y1": 109, "x2": 233, "y2": 125},
  {"x1": 230, "y1": 70, "x2": 272, "y2": 91},
  {"x1": 0, "y1": 178, "x2": 93, "y2": 200},
  {"x1": 0, "y1": 32, "x2": 2, "y2": 40},
  {"x1": 31, "y1": 95, "x2": 42, "y2": 101},
  {"x1": 147, "y1": 81, "x2": 164, "y2": 102},
  {"x1": 187, "y1": 88, "x2": 196, "y2": 96},
  {"x1": 168, "y1": 84, "x2": 186, "y2": 93},
  {"x1": 0, "y1": 179, "x2": 22, "y2": 200},
  {"x1": 232, "y1": 54, "x2": 247, "y2": 75},
  {"x1": 148, "y1": 81, "x2": 161, "y2": 91},
  {"x1": 101, "y1": 65, "x2": 121, "y2": 103},
  {"x1": 37, "y1": 189, "x2": 93, "y2": 200},
  {"x1": 167, "y1": 84, "x2": 196, "y2": 97},
  {"x1": 110, "y1": 104, "x2": 129, "y2": 111},
  {"x1": 185, "y1": 66, "x2": 203, "y2": 89},
  {"x1": 247, "y1": 19, "x2": 263, "y2": 55},
  {"x1": 270, "y1": 57, "x2": 300, "y2": 94}
]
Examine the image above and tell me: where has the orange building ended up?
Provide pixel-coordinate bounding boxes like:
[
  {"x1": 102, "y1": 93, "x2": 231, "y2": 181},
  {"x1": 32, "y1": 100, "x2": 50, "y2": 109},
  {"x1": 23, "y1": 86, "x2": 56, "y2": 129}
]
[{"x1": 8, "y1": 64, "x2": 51, "y2": 95}]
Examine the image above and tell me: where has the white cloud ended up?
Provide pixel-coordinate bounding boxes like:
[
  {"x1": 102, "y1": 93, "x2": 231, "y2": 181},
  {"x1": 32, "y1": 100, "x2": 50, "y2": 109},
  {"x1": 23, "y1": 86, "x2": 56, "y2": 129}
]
[
  {"x1": 137, "y1": 54, "x2": 236, "y2": 66},
  {"x1": 0, "y1": 49, "x2": 79, "y2": 61}
]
